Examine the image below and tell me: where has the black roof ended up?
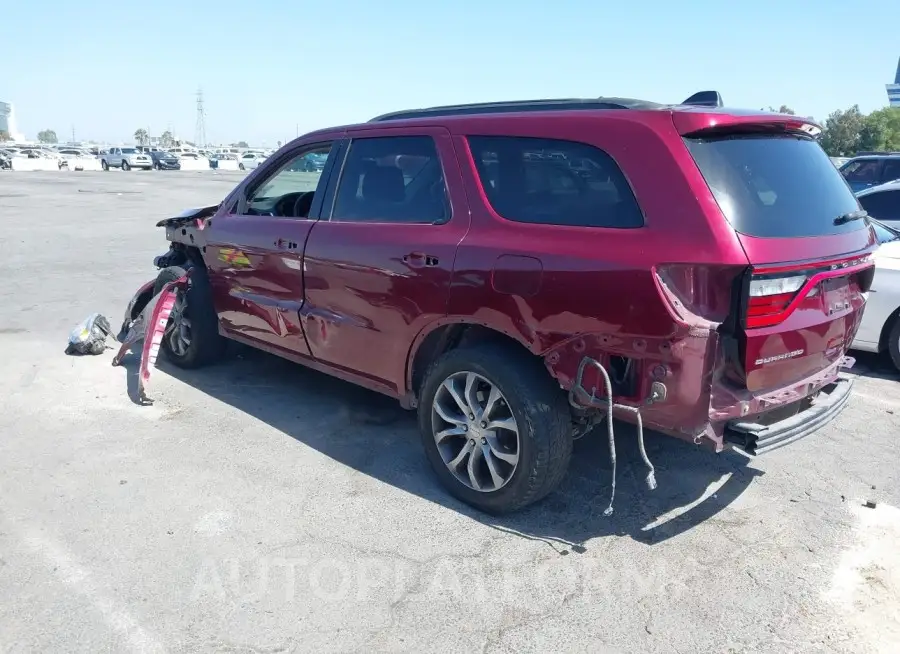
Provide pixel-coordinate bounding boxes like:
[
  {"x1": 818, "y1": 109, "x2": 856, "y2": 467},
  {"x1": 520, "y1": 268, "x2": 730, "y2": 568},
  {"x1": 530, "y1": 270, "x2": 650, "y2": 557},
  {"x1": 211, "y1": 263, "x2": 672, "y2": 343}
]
[{"x1": 368, "y1": 91, "x2": 723, "y2": 123}]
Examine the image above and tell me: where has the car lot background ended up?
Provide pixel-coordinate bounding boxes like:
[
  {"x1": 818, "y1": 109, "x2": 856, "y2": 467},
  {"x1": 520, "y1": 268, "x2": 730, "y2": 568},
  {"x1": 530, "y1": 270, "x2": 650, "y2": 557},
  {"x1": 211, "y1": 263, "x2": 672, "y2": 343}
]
[{"x1": 0, "y1": 172, "x2": 899, "y2": 653}]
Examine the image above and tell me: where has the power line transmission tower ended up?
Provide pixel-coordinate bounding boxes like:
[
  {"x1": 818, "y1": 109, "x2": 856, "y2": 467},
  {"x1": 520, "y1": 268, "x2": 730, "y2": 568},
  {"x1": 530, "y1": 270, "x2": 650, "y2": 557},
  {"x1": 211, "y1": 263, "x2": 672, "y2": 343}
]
[{"x1": 195, "y1": 88, "x2": 207, "y2": 147}]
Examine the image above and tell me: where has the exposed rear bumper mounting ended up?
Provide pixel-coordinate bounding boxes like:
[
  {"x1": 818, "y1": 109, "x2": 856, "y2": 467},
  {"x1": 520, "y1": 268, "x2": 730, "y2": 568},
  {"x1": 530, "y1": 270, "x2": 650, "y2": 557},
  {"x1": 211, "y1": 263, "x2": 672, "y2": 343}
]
[{"x1": 723, "y1": 375, "x2": 854, "y2": 456}]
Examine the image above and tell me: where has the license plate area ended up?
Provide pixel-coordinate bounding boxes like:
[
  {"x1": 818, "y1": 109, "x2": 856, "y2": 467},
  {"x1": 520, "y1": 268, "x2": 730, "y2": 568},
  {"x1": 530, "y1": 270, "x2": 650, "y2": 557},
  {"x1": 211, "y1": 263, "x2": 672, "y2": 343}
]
[{"x1": 822, "y1": 277, "x2": 851, "y2": 316}]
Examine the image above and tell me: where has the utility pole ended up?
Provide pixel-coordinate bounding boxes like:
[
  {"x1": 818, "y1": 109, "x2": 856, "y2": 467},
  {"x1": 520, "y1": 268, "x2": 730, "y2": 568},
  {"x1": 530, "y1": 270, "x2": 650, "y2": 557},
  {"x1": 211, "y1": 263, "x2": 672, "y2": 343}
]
[
  {"x1": 195, "y1": 88, "x2": 207, "y2": 147},
  {"x1": 71, "y1": 124, "x2": 75, "y2": 144}
]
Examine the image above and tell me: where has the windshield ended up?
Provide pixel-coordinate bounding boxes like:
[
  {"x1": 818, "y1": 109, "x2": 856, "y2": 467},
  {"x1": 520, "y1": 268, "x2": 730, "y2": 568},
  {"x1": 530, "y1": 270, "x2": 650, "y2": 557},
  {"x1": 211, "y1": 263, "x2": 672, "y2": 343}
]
[
  {"x1": 684, "y1": 134, "x2": 864, "y2": 238},
  {"x1": 121, "y1": 148, "x2": 138, "y2": 154}
]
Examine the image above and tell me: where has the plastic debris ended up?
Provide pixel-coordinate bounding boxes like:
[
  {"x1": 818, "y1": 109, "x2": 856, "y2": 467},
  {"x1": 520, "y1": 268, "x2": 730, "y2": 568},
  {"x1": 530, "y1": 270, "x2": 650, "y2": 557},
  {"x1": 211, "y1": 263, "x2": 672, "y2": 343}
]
[{"x1": 65, "y1": 313, "x2": 113, "y2": 355}]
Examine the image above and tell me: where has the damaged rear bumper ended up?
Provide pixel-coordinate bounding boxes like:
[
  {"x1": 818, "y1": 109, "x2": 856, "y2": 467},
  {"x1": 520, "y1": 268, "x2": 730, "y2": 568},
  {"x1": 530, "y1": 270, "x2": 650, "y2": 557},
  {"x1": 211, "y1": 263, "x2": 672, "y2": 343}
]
[{"x1": 723, "y1": 375, "x2": 854, "y2": 456}]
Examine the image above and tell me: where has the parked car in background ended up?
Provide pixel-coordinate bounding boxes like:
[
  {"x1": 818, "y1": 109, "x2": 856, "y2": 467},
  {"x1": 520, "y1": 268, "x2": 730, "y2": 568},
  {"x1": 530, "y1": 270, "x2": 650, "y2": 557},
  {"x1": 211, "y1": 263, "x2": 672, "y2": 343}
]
[
  {"x1": 238, "y1": 152, "x2": 267, "y2": 170},
  {"x1": 124, "y1": 92, "x2": 876, "y2": 513},
  {"x1": 856, "y1": 180, "x2": 900, "y2": 230},
  {"x1": 147, "y1": 150, "x2": 181, "y2": 170},
  {"x1": 56, "y1": 148, "x2": 97, "y2": 171},
  {"x1": 102, "y1": 147, "x2": 153, "y2": 171},
  {"x1": 830, "y1": 156, "x2": 850, "y2": 168},
  {"x1": 839, "y1": 154, "x2": 900, "y2": 192},
  {"x1": 851, "y1": 219, "x2": 900, "y2": 372}
]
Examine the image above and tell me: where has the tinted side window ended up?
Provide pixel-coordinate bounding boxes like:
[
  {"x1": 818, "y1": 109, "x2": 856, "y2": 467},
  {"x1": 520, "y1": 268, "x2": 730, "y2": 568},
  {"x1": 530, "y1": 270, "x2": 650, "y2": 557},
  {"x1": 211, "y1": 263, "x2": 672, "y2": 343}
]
[
  {"x1": 842, "y1": 159, "x2": 882, "y2": 183},
  {"x1": 331, "y1": 136, "x2": 449, "y2": 224},
  {"x1": 467, "y1": 136, "x2": 643, "y2": 228},
  {"x1": 859, "y1": 189, "x2": 900, "y2": 221},
  {"x1": 881, "y1": 160, "x2": 900, "y2": 183}
]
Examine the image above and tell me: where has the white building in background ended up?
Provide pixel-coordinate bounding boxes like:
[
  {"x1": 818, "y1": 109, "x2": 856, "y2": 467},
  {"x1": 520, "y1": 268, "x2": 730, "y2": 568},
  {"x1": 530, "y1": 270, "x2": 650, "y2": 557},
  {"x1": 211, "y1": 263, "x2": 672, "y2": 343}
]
[
  {"x1": 887, "y1": 57, "x2": 900, "y2": 108},
  {"x1": 0, "y1": 100, "x2": 25, "y2": 141}
]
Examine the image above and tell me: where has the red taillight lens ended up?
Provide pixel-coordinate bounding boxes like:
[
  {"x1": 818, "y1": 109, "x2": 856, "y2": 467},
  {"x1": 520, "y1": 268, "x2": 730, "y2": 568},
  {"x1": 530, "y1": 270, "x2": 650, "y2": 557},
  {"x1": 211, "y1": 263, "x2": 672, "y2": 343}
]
[{"x1": 746, "y1": 274, "x2": 806, "y2": 328}]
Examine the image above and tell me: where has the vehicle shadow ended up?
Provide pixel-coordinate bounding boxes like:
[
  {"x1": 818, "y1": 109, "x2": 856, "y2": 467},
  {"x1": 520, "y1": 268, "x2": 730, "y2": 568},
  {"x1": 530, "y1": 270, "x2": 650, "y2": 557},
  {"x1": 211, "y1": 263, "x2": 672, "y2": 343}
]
[
  {"x1": 144, "y1": 344, "x2": 761, "y2": 553},
  {"x1": 847, "y1": 350, "x2": 899, "y2": 382}
]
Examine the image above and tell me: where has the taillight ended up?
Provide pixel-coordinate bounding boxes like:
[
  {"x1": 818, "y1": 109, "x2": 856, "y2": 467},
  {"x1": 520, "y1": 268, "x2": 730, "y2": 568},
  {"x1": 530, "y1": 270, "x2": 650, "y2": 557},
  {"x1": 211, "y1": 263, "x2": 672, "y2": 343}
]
[
  {"x1": 745, "y1": 253, "x2": 874, "y2": 329},
  {"x1": 746, "y1": 274, "x2": 806, "y2": 328}
]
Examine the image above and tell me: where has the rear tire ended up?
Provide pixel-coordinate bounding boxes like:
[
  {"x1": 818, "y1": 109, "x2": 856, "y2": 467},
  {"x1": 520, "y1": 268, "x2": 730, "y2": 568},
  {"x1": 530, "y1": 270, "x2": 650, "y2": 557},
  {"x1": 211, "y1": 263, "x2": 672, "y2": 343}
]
[
  {"x1": 888, "y1": 318, "x2": 900, "y2": 373},
  {"x1": 417, "y1": 343, "x2": 573, "y2": 514},
  {"x1": 154, "y1": 266, "x2": 225, "y2": 369}
]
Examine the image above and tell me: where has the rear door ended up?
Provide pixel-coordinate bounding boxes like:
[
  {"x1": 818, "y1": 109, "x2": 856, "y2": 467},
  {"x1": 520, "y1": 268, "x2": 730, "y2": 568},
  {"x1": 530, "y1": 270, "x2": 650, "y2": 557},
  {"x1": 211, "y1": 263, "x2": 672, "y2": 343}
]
[
  {"x1": 684, "y1": 130, "x2": 876, "y2": 391},
  {"x1": 301, "y1": 126, "x2": 469, "y2": 394},
  {"x1": 203, "y1": 139, "x2": 342, "y2": 356}
]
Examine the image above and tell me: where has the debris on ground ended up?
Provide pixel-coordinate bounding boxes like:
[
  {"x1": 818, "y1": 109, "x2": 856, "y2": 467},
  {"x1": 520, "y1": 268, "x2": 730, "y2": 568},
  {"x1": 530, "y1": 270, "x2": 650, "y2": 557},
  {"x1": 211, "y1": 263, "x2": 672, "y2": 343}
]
[{"x1": 64, "y1": 313, "x2": 112, "y2": 355}]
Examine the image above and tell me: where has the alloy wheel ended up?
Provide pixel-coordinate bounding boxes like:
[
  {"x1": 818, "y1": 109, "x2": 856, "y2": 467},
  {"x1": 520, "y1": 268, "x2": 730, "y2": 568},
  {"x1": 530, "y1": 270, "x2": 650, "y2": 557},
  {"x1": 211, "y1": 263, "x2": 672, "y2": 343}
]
[{"x1": 430, "y1": 371, "x2": 520, "y2": 492}]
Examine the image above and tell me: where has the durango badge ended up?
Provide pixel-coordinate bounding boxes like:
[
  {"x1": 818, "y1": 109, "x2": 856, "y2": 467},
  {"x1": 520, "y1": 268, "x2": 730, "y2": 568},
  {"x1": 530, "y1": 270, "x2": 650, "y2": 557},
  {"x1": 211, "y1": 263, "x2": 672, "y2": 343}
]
[{"x1": 755, "y1": 349, "x2": 805, "y2": 366}]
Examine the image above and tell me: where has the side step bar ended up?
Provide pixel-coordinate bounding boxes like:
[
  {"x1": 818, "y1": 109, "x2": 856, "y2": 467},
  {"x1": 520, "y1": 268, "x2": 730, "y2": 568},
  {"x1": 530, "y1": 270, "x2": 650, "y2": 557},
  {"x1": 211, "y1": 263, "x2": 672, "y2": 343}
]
[{"x1": 723, "y1": 376, "x2": 854, "y2": 456}]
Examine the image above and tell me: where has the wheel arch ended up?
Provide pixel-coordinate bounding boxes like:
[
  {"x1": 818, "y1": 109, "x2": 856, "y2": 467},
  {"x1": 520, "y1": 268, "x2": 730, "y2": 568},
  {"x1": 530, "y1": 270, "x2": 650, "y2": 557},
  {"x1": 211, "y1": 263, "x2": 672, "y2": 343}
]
[
  {"x1": 878, "y1": 305, "x2": 900, "y2": 353},
  {"x1": 403, "y1": 319, "x2": 540, "y2": 408}
]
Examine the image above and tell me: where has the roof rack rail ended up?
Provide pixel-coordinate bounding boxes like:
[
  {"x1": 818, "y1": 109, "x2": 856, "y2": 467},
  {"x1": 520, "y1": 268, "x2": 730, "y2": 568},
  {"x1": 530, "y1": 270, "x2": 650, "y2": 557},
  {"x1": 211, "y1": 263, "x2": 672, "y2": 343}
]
[
  {"x1": 367, "y1": 97, "x2": 658, "y2": 122},
  {"x1": 368, "y1": 90, "x2": 723, "y2": 122}
]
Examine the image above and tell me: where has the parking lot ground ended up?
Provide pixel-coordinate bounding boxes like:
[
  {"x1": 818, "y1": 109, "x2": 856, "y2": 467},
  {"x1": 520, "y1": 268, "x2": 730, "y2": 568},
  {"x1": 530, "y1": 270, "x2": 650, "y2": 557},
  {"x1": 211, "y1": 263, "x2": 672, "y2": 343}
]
[{"x1": 1, "y1": 171, "x2": 899, "y2": 653}]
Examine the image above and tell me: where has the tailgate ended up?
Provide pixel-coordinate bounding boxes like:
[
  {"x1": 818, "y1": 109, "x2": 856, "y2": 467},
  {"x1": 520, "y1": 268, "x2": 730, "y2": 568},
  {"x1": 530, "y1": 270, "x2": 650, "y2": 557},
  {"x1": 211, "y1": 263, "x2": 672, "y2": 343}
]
[{"x1": 683, "y1": 128, "x2": 877, "y2": 392}]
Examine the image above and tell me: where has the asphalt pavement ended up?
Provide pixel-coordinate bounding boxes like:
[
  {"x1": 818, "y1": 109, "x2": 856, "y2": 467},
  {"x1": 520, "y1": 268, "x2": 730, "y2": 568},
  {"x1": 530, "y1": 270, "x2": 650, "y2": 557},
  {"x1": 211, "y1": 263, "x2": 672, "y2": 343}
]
[{"x1": 1, "y1": 171, "x2": 899, "y2": 653}]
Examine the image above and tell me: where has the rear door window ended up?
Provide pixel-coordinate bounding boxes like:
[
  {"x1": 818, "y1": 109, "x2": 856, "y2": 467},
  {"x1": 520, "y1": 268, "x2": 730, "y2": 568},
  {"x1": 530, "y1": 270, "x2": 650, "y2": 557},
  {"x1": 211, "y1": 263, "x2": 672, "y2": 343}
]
[
  {"x1": 858, "y1": 189, "x2": 900, "y2": 222},
  {"x1": 685, "y1": 134, "x2": 865, "y2": 238},
  {"x1": 467, "y1": 136, "x2": 643, "y2": 228}
]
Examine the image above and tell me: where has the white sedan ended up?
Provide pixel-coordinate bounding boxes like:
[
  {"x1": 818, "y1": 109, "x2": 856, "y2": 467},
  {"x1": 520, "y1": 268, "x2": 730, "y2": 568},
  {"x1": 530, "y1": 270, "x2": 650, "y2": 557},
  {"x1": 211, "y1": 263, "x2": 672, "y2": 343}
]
[
  {"x1": 238, "y1": 152, "x2": 267, "y2": 171},
  {"x1": 851, "y1": 219, "x2": 900, "y2": 371}
]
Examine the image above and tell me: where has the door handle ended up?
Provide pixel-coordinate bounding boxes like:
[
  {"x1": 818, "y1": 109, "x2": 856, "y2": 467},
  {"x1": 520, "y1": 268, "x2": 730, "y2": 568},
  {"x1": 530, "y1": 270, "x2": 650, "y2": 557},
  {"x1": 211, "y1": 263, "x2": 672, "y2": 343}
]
[
  {"x1": 402, "y1": 252, "x2": 439, "y2": 267},
  {"x1": 274, "y1": 238, "x2": 299, "y2": 250}
]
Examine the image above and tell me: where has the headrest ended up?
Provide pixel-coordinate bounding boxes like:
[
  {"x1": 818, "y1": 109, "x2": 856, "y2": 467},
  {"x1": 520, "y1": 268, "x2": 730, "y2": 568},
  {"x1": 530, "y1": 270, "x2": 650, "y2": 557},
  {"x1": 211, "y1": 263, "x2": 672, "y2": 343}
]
[{"x1": 362, "y1": 165, "x2": 405, "y2": 203}]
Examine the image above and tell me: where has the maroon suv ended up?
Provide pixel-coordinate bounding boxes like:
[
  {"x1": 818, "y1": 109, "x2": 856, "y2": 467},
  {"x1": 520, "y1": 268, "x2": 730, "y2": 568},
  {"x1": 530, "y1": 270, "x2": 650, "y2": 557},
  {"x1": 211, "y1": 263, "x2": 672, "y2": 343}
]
[{"x1": 121, "y1": 92, "x2": 876, "y2": 513}]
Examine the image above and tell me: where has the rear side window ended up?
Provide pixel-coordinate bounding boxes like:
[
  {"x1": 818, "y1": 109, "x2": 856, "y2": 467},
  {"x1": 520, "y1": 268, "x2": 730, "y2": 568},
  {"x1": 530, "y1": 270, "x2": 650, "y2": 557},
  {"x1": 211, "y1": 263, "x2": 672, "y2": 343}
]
[
  {"x1": 858, "y1": 189, "x2": 900, "y2": 221},
  {"x1": 685, "y1": 134, "x2": 864, "y2": 238},
  {"x1": 468, "y1": 136, "x2": 643, "y2": 228}
]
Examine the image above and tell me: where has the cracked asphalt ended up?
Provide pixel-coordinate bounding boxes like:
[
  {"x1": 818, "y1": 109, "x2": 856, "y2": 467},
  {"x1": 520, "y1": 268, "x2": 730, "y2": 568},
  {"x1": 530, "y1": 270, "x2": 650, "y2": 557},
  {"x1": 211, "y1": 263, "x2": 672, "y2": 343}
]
[{"x1": 1, "y1": 171, "x2": 899, "y2": 654}]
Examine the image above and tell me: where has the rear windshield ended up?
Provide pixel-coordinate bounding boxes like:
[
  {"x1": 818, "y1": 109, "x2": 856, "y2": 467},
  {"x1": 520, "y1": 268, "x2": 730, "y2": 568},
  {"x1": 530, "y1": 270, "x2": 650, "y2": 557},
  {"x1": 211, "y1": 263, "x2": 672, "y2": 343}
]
[{"x1": 684, "y1": 134, "x2": 864, "y2": 238}]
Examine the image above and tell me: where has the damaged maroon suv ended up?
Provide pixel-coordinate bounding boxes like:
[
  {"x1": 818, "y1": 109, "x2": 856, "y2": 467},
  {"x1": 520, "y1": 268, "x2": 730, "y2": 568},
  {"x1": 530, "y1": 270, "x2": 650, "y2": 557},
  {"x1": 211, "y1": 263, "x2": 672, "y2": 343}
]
[{"x1": 118, "y1": 91, "x2": 876, "y2": 514}]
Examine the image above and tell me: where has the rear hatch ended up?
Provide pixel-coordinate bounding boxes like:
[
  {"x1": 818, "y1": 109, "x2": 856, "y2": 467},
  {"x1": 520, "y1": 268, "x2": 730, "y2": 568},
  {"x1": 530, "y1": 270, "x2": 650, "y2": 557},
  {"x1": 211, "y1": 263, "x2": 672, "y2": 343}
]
[{"x1": 678, "y1": 114, "x2": 876, "y2": 392}]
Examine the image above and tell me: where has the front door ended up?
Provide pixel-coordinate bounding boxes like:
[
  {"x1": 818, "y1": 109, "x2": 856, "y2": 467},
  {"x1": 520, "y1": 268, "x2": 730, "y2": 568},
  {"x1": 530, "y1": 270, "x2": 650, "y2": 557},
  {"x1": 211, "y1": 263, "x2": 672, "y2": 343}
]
[
  {"x1": 203, "y1": 140, "x2": 340, "y2": 357},
  {"x1": 301, "y1": 127, "x2": 470, "y2": 393}
]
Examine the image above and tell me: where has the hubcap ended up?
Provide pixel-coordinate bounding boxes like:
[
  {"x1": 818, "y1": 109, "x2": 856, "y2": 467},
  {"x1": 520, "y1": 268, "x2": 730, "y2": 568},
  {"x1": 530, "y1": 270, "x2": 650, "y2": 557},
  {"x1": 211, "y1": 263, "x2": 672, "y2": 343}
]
[
  {"x1": 431, "y1": 371, "x2": 519, "y2": 492},
  {"x1": 165, "y1": 289, "x2": 192, "y2": 356}
]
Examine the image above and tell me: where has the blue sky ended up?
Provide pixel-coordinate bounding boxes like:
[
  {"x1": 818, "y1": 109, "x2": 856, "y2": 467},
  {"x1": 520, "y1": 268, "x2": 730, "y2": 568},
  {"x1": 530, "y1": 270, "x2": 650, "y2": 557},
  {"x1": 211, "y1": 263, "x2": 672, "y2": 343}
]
[{"x1": 5, "y1": 0, "x2": 899, "y2": 146}]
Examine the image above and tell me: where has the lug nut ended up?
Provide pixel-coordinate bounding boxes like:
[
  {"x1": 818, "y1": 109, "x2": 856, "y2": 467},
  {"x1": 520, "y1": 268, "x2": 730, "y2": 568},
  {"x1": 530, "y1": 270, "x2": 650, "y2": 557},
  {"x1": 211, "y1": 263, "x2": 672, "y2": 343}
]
[
  {"x1": 481, "y1": 437, "x2": 487, "y2": 444},
  {"x1": 469, "y1": 413, "x2": 475, "y2": 420},
  {"x1": 480, "y1": 421, "x2": 487, "y2": 428},
  {"x1": 462, "y1": 425, "x2": 468, "y2": 431}
]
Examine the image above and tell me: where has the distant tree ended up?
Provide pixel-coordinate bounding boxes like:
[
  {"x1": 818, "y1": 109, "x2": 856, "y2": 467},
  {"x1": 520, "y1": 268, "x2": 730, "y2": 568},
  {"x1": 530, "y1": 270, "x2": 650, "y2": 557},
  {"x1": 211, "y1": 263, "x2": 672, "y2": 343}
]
[
  {"x1": 134, "y1": 128, "x2": 149, "y2": 145},
  {"x1": 0, "y1": 130, "x2": 9, "y2": 141},
  {"x1": 159, "y1": 130, "x2": 174, "y2": 148},
  {"x1": 818, "y1": 106, "x2": 866, "y2": 157},
  {"x1": 277, "y1": 140, "x2": 282, "y2": 148},
  {"x1": 232, "y1": 141, "x2": 249, "y2": 148},
  {"x1": 763, "y1": 105, "x2": 796, "y2": 115},
  {"x1": 37, "y1": 129, "x2": 58, "y2": 144},
  {"x1": 859, "y1": 107, "x2": 900, "y2": 153}
]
